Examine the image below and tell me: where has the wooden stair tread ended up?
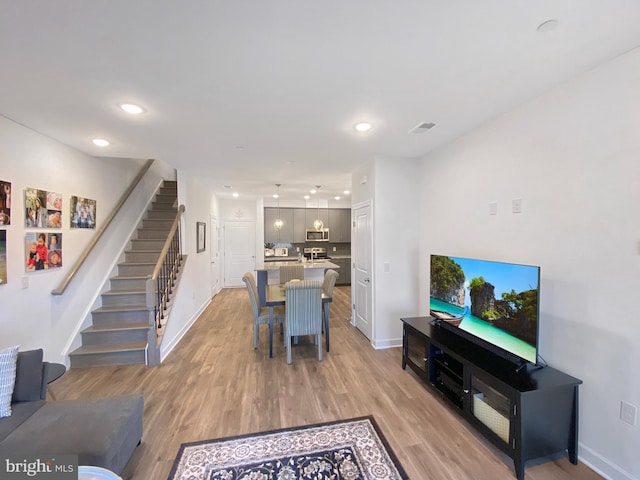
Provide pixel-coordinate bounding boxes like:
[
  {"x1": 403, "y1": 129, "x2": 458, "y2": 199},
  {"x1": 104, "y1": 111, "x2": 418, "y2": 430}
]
[
  {"x1": 70, "y1": 342, "x2": 147, "y2": 355},
  {"x1": 93, "y1": 305, "x2": 148, "y2": 313},
  {"x1": 83, "y1": 322, "x2": 148, "y2": 333},
  {"x1": 102, "y1": 289, "x2": 145, "y2": 295},
  {"x1": 118, "y1": 261, "x2": 155, "y2": 266},
  {"x1": 111, "y1": 275, "x2": 149, "y2": 280}
]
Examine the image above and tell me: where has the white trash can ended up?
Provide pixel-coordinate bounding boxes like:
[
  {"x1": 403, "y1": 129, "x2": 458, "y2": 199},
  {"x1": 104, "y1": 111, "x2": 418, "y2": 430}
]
[{"x1": 78, "y1": 466, "x2": 122, "y2": 480}]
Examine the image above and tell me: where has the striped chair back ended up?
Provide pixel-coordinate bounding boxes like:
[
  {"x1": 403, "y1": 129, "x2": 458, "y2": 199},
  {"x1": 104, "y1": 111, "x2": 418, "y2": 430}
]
[
  {"x1": 322, "y1": 269, "x2": 339, "y2": 297},
  {"x1": 285, "y1": 280, "x2": 322, "y2": 337},
  {"x1": 242, "y1": 272, "x2": 260, "y2": 318},
  {"x1": 280, "y1": 265, "x2": 304, "y2": 283}
]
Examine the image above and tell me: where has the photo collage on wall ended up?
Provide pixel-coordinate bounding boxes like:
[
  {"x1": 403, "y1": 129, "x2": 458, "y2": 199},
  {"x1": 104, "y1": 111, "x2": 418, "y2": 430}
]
[
  {"x1": 23, "y1": 187, "x2": 65, "y2": 274},
  {"x1": 24, "y1": 231, "x2": 62, "y2": 271},
  {"x1": 0, "y1": 178, "x2": 98, "y2": 282},
  {"x1": 25, "y1": 187, "x2": 62, "y2": 228}
]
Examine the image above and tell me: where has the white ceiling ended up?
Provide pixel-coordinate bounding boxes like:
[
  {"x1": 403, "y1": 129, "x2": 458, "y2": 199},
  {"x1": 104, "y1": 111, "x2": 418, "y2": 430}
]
[{"x1": 1, "y1": 1, "x2": 640, "y2": 204}]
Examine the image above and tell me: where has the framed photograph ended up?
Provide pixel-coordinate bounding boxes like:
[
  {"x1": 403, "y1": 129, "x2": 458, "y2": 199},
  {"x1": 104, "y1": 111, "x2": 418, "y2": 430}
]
[
  {"x1": 0, "y1": 230, "x2": 6, "y2": 285},
  {"x1": 196, "y1": 222, "x2": 206, "y2": 253},
  {"x1": 70, "y1": 196, "x2": 97, "y2": 229},
  {"x1": 0, "y1": 179, "x2": 11, "y2": 226}
]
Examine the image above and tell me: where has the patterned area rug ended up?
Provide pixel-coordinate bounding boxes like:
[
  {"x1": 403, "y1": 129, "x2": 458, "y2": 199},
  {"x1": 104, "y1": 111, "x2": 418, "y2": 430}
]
[{"x1": 168, "y1": 416, "x2": 409, "y2": 480}]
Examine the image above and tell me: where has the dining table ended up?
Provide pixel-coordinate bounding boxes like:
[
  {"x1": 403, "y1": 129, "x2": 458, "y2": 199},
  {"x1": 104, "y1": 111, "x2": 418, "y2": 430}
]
[{"x1": 265, "y1": 283, "x2": 333, "y2": 358}]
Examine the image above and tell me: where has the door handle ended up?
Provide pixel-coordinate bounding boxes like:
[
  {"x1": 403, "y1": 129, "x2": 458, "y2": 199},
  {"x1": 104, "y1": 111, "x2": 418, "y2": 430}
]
[{"x1": 364, "y1": 278, "x2": 370, "y2": 283}]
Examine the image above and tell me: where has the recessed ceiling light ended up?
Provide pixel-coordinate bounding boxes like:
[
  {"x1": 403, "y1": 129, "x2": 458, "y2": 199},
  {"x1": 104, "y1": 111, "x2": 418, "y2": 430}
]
[
  {"x1": 354, "y1": 122, "x2": 373, "y2": 133},
  {"x1": 232, "y1": 192, "x2": 239, "y2": 198},
  {"x1": 304, "y1": 195, "x2": 310, "y2": 200},
  {"x1": 92, "y1": 138, "x2": 110, "y2": 147},
  {"x1": 119, "y1": 103, "x2": 144, "y2": 115},
  {"x1": 310, "y1": 189, "x2": 317, "y2": 194},
  {"x1": 343, "y1": 190, "x2": 350, "y2": 195},
  {"x1": 273, "y1": 194, "x2": 279, "y2": 199},
  {"x1": 334, "y1": 196, "x2": 341, "y2": 200},
  {"x1": 537, "y1": 19, "x2": 558, "y2": 33}
]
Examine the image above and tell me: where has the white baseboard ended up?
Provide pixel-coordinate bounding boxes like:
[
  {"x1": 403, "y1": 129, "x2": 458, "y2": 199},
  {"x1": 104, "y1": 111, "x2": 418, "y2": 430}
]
[
  {"x1": 579, "y1": 442, "x2": 637, "y2": 480},
  {"x1": 371, "y1": 337, "x2": 402, "y2": 349}
]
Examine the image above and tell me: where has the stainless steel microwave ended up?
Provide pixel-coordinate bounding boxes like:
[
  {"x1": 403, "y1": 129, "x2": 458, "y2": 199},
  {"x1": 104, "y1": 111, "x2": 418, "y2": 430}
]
[{"x1": 306, "y1": 228, "x2": 329, "y2": 242}]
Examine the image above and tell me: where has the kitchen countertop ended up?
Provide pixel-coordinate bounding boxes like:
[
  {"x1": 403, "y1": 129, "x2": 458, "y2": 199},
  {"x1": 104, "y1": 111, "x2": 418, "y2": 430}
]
[{"x1": 256, "y1": 260, "x2": 340, "y2": 270}]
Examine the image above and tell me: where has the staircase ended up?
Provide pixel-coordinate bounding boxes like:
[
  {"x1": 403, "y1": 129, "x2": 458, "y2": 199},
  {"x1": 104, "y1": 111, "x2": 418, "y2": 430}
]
[{"x1": 69, "y1": 181, "x2": 178, "y2": 368}]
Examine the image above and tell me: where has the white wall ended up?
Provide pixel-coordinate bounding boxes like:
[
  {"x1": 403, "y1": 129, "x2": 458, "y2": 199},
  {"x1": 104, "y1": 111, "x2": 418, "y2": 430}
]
[
  {"x1": 351, "y1": 158, "x2": 420, "y2": 348},
  {"x1": 418, "y1": 48, "x2": 640, "y2": 480},
  {"x1": 160, "y1": 172, "x2": 219, "y2": 360},
  {"x1": 0, "y1": 115, "x2": 174, "y2": 363},
  {"x1": 372, "y1": 157, "x2": 420, "y2": 347}
]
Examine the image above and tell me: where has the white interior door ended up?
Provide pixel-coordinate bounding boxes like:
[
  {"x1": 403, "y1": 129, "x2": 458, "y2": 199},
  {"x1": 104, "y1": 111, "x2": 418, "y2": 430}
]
[
  {"x1": 224, "y1": 221, "x2": 255, "y2": 287},
  {"x1": 353, "y1": 203, "x2": 373, "y2": 340},
  {"x1": 210, "y1": 215, "x2": 220, "y2": 296}
]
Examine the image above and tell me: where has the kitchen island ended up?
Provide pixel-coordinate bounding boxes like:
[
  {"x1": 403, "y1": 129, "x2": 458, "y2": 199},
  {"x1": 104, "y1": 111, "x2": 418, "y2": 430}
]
[
  {"x1": 255, "y1": 260, "x2": 340, "y2": 306},
  {"x1": 256, "y1": 259, "x2": 340, "y2": 283}
]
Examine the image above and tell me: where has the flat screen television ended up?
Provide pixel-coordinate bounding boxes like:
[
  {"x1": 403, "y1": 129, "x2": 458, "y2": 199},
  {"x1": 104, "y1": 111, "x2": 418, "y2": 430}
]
[{"x1": 430, "y1": 254, "x2": 540, "y2": 366}]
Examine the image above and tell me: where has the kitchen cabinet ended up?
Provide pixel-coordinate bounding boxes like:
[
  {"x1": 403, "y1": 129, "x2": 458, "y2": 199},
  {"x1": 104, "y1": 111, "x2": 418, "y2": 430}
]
[
  {"x1": 332, "y1": 257, "x2": 351, "y2": 285},
  {"x1": 264, "y1": 208, "x2": 351, "y2": 244},
  {"x1": 264, "y1": 208, "x2": 293, "y2": 244},
  {"x1": 293, "y1": 208, "x2": 306, "y2": 243},
  {"x1": 328, "y1": 209, "x2": 351, "y2": 243},
  {"x1": 305, "y1": 208, "x2": 329, "y2": 230}
]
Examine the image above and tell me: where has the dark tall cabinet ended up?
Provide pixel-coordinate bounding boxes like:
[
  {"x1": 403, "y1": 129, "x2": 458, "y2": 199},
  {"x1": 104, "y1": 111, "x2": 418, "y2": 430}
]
[{"x1": 401, "y1": 316, "x2": 582, "y2": 480}]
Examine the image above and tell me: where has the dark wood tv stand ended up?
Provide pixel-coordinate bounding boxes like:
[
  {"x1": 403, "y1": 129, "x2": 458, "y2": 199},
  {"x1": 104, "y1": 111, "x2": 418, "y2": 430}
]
[{"x1": 401, "y1": 316, "x2": 582, "y2": 480}]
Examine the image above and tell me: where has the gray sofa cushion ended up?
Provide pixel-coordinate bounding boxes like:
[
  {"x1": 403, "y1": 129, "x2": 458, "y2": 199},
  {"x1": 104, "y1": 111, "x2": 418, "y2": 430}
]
[
  {"x1": 12, "y1": 349, "x2": 44, "y2": 402},
  {"x1": 0, "y1": 394, "x2": 143, "y2": 475},
  {"x1": 0, "y1": 400, "x2": 45, "y2": 442}
]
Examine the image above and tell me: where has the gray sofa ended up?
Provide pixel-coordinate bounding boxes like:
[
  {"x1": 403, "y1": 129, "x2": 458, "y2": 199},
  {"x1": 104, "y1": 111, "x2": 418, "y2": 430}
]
[{"x1": 0, "y1": 349, "x2": 143, "y2": 475}]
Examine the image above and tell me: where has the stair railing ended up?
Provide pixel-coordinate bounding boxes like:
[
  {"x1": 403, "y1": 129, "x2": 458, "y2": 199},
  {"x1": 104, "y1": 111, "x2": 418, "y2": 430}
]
[
  {"x1": 51, "y1": 159, "x2": 155, "y2": 295},
  {"x1": 145, "y1": 204, "x2": 185, "y2": 365}
]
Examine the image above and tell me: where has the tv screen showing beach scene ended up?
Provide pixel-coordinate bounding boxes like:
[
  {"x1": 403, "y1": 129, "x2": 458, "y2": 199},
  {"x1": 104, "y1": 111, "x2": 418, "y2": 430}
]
[{"x1": 430, "y1": 255, "x2": 540, "y2": 364}]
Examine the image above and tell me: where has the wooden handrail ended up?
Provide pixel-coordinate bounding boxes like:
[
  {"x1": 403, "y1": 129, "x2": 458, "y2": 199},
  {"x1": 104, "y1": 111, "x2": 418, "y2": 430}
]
[
  {"x1": 150, "y1": 204, "x2": 185, "y2": 282},
  {"x1": 51, "y1": 159, "x2": 155, "y2": 295}
]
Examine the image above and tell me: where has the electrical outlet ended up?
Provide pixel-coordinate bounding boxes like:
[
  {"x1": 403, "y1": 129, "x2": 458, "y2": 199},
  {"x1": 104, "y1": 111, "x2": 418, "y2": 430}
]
[
  {"x1": 489, "y1": 201, "x2": 497, "y2": 215},
  {"x1": 620, "y1": 401, "x2": 637, "y2": 426},
  {"x1": 333, "y1": 247, "x2": 336, "y2": 252},
  {"x1": 21, "y1": 276, "x2": 29, "y2": 289},
  {"x1": 512, "y1": 198, "x2": 522, "y2": 214}
]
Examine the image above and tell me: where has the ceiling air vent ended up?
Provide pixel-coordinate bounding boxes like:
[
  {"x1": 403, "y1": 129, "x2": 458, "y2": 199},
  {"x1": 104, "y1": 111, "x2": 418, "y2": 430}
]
[{"x1": 409, "y1": 122, "x2": 436, "y2": 134}]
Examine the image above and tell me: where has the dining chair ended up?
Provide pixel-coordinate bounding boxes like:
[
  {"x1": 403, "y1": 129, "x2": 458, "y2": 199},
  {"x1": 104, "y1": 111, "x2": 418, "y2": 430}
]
[
  {"x1": 321, "y1": 269, "x2": 339, "y2": 352},
  {"x1": 280, "y1": 265, "x2": 304, "y2": 283},
  {"x1": 242, "y1": 272, "x2": 284, "y2": 349},
  {"x1": 284, "y1": 280, "x2": 323, "y2": 364}
]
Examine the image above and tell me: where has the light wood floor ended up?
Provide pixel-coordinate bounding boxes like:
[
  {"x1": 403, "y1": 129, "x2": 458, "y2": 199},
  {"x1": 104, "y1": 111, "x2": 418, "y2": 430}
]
[{"x1": 50, "y1": 286, "x2": 601, "y2": 480}]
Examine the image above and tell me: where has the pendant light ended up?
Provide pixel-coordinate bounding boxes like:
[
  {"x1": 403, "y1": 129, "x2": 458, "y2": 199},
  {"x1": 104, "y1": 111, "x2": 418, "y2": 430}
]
[
  {"x1": 273, "y1": 184, "x2": 283, "y2": 231},
  {"x1": 313, "y1": 185, "x2": 324, "y2": 231}
]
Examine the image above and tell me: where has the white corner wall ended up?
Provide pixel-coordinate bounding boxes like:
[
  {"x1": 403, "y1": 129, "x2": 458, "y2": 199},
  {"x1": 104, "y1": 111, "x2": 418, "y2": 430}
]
[
  {"x1": 159, "y1": 171, "x2": 219, "y2": 361},
  {"x1": 351, "y1": 158, "x2": 420, "y2": 349},
  {"x1": 418, "y1": 48, "x2": 640, "y2": 480},
  {"x1": 372, "y1": 157, "x2": 420, "y2": 348}
]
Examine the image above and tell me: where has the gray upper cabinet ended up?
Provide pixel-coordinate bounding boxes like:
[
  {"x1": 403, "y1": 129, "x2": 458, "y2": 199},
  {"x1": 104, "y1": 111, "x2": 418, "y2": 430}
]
[
  {"x1": 305, "y1": 208, "x2": 329, "y2": 230},
  {"x1": 265, "y1": 208, "x2": 350, "y2": 244},
  {"x1": 293, "y1": 208, "x2": 306, "y2": 243},
  {"x1": 264, "y1": 207, "x2": 294, "y2": 244},
  {"x1": 328, "y1": 208, "x2": 351, "y2": 243}
]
